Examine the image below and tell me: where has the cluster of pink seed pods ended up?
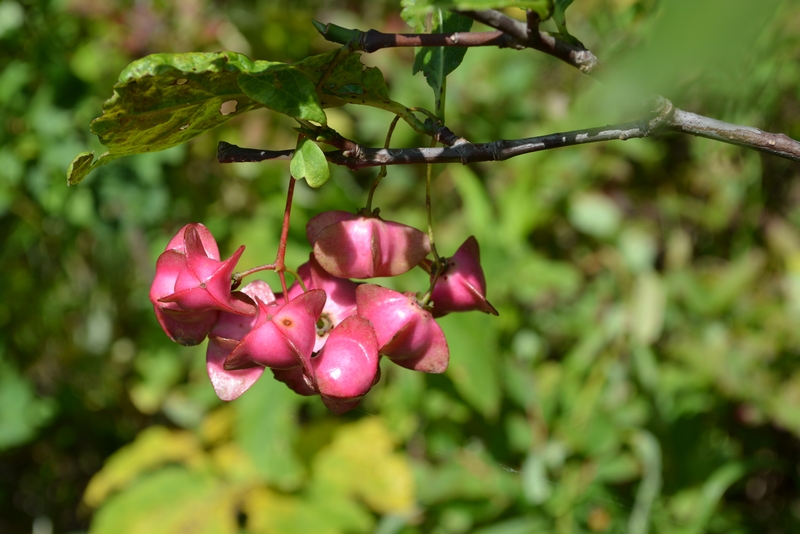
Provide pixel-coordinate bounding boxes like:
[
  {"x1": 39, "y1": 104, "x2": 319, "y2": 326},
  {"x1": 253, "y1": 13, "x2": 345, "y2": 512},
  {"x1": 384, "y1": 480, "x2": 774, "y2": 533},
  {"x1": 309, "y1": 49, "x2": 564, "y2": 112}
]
[{"x1": 150, "y1": 211, "x2": 497, "y2": 413}]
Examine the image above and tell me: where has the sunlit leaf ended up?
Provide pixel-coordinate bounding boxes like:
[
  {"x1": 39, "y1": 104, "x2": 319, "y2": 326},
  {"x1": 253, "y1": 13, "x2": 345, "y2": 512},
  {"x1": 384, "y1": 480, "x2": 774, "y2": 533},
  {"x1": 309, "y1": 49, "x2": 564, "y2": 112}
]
[
  {"x1": 91, "y1": 52, "x2": 265, "y2": 155},
  {"x1": 70, "y1": 51, "x2": 324, "y2": 182},
  {"x1": 237, "y1": 65, "x2": 326, "y2": 124}
]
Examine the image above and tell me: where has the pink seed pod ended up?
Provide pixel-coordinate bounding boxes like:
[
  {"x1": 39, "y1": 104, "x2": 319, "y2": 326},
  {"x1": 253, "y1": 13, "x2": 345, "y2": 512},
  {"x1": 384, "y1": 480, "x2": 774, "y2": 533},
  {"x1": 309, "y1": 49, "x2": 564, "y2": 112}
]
[
  {"x1": 311, "y1": 315, "x2": 379, "y2": 414},
  {"x1": 150, "y1": 249, "x2": 218, "y2": 345},
  {"x1": 157, "y1": 225, "x2": 255, "y2": 316},
  {"x1": 165, "y1": 223, "x2": 219, "y2": 258},
  {"x1": 288, "y1": 254, "x2": 359, "y2": 352},
  {"x1": 307, "y1": 211, "x2": 430, "y2": 279},
  {"x1": 356, "y1": 284, "x2": 449, "y2": 374},
  {"x1": 223, "y1": 289, "x2": 326, "y2": 373},
  {"x1": 305, "y1": 210, "x2": 354, "y2": 245},
  {"x1": 150, "y1": 223, "x2": 252, "y2": 345},
  {"x1": 205, "y1": 283, "x2": 274, "y2": 401},
  {"x1": 430, "y1": 236, "x2": 498, "y2": 318}
]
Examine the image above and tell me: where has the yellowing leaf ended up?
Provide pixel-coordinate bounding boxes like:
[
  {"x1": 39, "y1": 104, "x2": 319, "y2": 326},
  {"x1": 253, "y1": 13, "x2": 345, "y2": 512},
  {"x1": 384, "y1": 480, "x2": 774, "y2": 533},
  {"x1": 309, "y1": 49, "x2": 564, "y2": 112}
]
[
  {"x1": 243, "y1": 487, "x2": 372, "y2": 534},
  {"x1": 312, "y1": 418, "x2": 415, "y2": 514},
  {"x1": 84, "y1": 426, "x2": 205, "y2": 508},
  {"x1": 90, "y1": 467, "x2": 238, "y2": 534}
]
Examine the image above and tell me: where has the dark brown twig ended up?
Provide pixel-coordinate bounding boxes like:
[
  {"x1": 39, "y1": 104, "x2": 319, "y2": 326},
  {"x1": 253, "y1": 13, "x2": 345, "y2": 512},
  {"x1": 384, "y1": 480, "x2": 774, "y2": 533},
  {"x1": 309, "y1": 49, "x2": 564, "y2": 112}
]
[{"x1": 218, "y1": 99, "x2": 800, "y2": 169}]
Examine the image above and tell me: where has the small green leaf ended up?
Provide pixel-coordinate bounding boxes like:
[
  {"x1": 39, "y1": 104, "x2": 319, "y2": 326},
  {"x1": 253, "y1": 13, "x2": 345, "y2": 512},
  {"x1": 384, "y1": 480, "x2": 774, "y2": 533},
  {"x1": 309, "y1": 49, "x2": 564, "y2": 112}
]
[
  {"x1": 412, "y1": 10, "x2": 473, "y2": 116},
  {"x1": 290, "y1": 138, "x2": 330, "y2": 188},
  {"x1": 237, "y1": 65, "x2": 326, "y2": 124}
]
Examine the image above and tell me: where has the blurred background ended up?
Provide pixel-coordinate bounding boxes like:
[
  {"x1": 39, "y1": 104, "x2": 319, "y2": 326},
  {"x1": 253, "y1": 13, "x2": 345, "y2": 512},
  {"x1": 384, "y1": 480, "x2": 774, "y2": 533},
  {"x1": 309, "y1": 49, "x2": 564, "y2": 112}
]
[{"x1": 3, "y1": 0, "x2": 800, "y2": 532}]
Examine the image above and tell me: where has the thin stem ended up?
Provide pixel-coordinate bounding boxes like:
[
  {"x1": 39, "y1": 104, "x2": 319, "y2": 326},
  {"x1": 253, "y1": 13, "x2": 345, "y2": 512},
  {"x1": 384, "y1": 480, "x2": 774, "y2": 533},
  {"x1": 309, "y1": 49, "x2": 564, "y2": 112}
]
[
  {"x1": 232, "y1": 263, "x2": 277, "y2": 288},
  {"x1": 275, "y1": 174, "x2": 297, "y2": 303},
  {"x1": 366, "y1": 115, "x2": 401, "y2": 212},
  {"x1": 285, "y1": 266, "x2": 306, "y2": 293},
  {"x1": 425, "y1": 159, "x2": 440, "y2": 265}
]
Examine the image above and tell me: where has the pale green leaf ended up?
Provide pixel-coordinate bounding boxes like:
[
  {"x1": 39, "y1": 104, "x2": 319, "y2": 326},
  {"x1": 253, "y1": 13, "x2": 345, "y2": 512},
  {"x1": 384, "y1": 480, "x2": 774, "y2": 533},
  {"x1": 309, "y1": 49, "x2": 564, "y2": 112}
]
[{"x1": 290, "y1": 137, "x2": 330, "y2": 188}]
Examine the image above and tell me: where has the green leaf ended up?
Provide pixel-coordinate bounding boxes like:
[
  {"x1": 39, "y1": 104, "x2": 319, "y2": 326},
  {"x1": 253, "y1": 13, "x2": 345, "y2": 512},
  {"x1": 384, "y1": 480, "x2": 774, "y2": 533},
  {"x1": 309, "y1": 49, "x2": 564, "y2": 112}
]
[
  {"x1": 438, "y1": 312, "x2": 501, "y2": 418},
  {"x1": 0, "y1": 353, "x2": 55, "y2": 451},
  {"x1": 412, "y1": 10, "x2": 474, "y2": 116},
  {"x1": 69, "y1": 51, "x2": 325, "y2": 183},
  {"x1": 294, "y1": 51, "x2": 392, "y2": 110},
  {"x1": 237, "y1": 65, "x2": 327, "y2": 124},
  {"x1": 234, "y1": 378, "x2": 305, "y2": 489},
  {"x1": 402, "y1": 0, "x2": 554, "y2": 20},
  {"x1": 290, "y1": 137, "x2": 330, "y2": 188},
  {"x1": 553, "y1": 0, "x2": 580, "y2": 45}
]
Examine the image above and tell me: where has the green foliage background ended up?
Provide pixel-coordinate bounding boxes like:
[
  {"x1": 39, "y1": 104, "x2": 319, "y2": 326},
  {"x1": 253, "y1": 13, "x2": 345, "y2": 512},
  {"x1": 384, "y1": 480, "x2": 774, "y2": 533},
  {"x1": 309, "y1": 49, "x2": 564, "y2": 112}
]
[{"x1": 3, "y1": 0, "x2": 800, "y2": 532}]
